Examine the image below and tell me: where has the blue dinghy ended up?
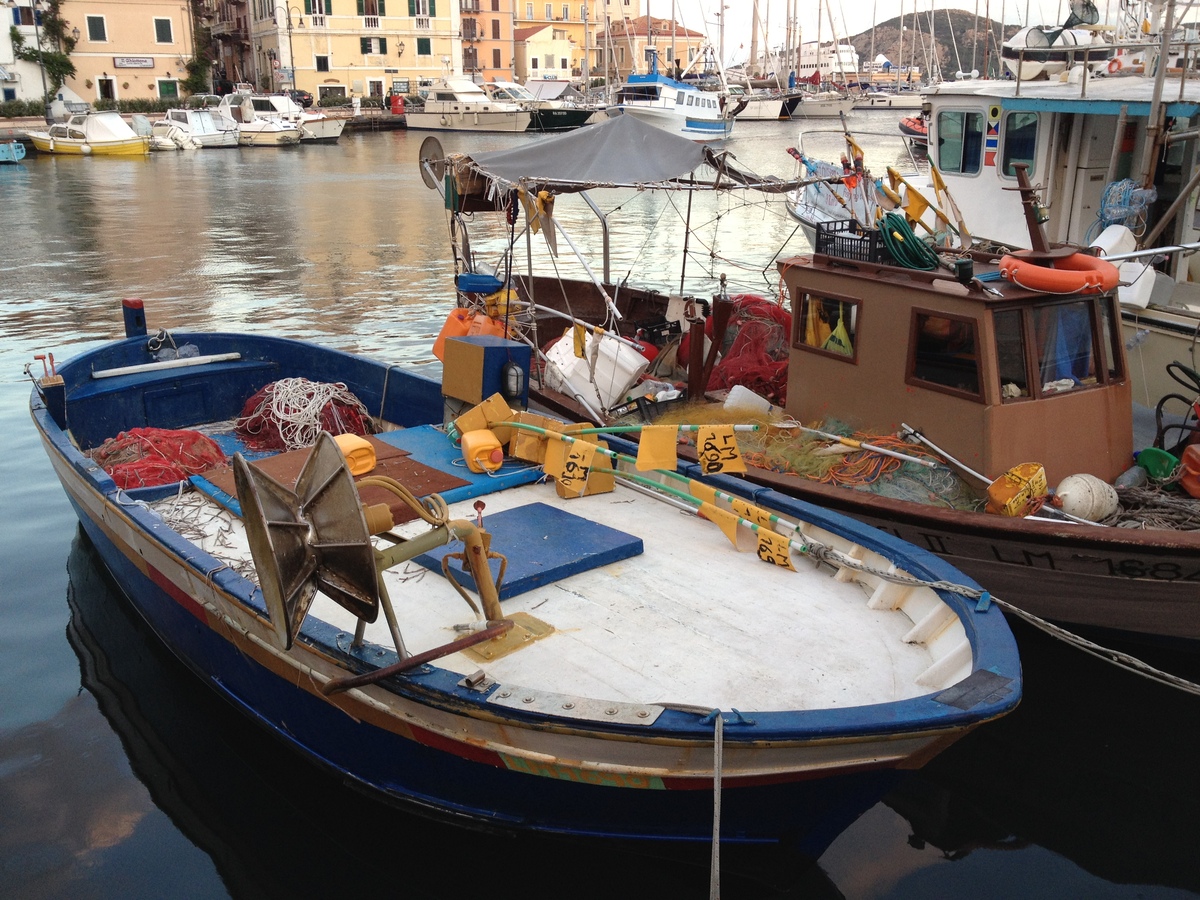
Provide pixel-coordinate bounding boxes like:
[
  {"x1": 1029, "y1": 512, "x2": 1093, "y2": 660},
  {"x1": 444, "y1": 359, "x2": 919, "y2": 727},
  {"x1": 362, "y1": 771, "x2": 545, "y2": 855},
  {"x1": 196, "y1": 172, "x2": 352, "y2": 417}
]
[
  {"x1": 1, "y1": 140, "x2": 26, "y2": 163},
  {"x1": 29, "y1": 300, "x2": 1020, "y2": 854}
]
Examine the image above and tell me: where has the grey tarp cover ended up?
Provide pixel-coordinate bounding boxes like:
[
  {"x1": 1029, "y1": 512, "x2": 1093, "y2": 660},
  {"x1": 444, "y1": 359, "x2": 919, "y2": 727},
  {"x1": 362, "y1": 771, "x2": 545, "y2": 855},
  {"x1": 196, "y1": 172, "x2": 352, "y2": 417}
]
[{"x1": 463, "y1": 114, "x2": 709, "y2": 192}]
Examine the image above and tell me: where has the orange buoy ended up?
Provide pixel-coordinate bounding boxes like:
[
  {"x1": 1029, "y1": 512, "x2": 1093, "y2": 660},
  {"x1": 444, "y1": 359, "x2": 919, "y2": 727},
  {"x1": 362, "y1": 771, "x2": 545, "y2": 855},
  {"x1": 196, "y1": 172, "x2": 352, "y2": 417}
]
[{"x1": 998, "y1": 252, "x2": 1121, "y2": 295}]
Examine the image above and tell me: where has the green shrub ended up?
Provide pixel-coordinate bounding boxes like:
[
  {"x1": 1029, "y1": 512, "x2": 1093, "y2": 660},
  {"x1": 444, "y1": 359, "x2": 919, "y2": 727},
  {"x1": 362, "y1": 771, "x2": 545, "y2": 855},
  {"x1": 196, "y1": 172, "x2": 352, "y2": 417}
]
[{"x1": 0, "y1": 98, "x2": 51, "y2": 118}]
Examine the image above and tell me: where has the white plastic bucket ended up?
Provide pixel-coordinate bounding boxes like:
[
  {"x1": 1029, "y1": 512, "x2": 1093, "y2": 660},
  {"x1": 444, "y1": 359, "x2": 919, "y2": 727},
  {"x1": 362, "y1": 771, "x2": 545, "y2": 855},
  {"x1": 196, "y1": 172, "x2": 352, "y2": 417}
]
[{"x1": 544, "y1": 330, "x2": 649, "y2": 409}]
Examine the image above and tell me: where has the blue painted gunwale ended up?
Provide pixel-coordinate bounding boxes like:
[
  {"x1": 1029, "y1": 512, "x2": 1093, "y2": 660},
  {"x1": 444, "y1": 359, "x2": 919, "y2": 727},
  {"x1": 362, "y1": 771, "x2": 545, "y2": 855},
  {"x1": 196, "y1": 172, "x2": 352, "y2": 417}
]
[{"x1": 31, "y1": 330, "x2": 1022, "y2": 844}]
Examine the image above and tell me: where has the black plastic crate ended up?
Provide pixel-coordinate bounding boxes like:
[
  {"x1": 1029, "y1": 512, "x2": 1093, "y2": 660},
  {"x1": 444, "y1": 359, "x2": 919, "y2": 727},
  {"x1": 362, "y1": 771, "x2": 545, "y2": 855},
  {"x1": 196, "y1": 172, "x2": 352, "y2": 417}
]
[{"x1": 814, "y1": 219, "x2": 893, "y2": 264}]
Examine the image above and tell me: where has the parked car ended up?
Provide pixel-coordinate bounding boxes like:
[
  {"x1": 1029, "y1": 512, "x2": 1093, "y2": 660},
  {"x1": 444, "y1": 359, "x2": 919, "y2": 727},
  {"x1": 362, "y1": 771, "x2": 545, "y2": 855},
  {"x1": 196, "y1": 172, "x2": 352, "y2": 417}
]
[{"x1": 287, "y1": 89, "x2": 313, "y2": 108}]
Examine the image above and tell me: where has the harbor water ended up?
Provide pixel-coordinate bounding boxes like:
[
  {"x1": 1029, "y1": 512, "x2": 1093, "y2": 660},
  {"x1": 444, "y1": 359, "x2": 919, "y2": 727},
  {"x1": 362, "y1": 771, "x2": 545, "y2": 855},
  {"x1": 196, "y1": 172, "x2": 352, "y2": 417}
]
[{"x1": 1, "y1": 112, "x2": 1198, "y2": 898}]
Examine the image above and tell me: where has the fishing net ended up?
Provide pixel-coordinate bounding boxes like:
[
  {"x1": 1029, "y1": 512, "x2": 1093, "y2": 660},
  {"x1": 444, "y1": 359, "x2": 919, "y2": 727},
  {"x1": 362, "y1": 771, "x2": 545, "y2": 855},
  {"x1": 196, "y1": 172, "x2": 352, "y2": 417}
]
[
  {"x1": 89, "y1": 427, "x2": 227, "y2": 489},
  {"x1": 706, "y1": 296, "x2": 793, "y2": 406},
  {"x1": 235, "y1": 378, "x2": 374, "y2": 451},
  {"x1": 651, "y1": 405, "x2": 986, "y2": 510}
]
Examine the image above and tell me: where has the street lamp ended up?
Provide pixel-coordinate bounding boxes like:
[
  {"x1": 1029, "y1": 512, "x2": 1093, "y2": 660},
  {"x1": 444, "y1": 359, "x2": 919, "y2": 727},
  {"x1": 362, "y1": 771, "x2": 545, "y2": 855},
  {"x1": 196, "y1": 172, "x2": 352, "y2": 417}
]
[
  {"x1": 6, "y1": 0, "x2": 49, "y2": 119},
  {"x1": 273, "y1": 6, "x2": 303, "y2": 91}
]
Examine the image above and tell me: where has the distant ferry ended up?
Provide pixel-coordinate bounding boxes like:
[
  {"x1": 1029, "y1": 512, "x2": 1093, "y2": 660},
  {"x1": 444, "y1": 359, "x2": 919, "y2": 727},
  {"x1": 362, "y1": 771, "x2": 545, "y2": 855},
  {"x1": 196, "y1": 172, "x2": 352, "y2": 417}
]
[{"x1": 798, "y1": 40, "x2": 861, "y2": 82}]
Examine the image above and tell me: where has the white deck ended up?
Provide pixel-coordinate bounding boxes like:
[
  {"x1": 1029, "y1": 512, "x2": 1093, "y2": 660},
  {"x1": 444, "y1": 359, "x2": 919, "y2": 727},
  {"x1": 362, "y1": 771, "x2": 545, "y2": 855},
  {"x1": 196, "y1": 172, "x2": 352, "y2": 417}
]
[{"x1": 152, "y1": 473, "x2": 969, "y2": 714}]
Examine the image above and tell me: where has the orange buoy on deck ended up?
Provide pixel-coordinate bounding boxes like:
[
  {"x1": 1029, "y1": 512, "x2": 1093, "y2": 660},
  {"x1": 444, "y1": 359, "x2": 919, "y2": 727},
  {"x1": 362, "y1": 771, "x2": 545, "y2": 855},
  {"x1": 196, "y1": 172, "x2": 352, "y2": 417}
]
[{"x1": 998, "y1": 252, "x2": 1120, "y2": 295}]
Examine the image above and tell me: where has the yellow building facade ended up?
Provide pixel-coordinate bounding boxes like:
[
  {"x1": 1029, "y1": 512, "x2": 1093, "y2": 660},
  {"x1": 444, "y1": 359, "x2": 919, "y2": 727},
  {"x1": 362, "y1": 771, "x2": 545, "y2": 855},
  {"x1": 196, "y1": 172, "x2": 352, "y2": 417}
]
[
  {"x1": 205, "y1": 0, "x2": 464, "y2": 101},
  {"x1": 47, "y1": 0, "x2": 195, "y2": 104}
]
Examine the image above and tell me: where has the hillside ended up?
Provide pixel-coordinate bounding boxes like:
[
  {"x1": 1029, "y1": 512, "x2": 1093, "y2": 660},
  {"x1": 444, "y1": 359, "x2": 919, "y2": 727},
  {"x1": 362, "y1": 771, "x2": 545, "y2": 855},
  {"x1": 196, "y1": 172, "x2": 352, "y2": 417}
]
[{"x1": 846, "y1": 9, "x2": 1023, "y2": 81}]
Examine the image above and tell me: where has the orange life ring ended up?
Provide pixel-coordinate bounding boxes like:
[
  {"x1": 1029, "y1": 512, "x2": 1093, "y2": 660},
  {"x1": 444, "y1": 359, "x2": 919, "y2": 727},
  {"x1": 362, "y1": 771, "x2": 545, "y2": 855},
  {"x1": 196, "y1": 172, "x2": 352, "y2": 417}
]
[
  {"x1": 998, "y1": 252, "x2": 1121, "y2": 294},
  {"x1": 1107, "y1": 56, "x2": 1123, "y2": 74}
]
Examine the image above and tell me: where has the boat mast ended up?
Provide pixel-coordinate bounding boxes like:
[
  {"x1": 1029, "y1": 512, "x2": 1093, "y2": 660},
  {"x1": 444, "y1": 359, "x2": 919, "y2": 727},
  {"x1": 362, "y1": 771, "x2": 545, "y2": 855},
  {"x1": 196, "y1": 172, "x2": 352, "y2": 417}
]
[
  {"x1": 825, "y1": 0, "x2": 847, "y2": 83},
  {"x1": 869, "y1": 0, "x2": 877, "y2": 85},
  {"x1": 750, "y1": 0, "x2": 760, "y2": 77},
  {"x1": 898, "y1": 0, "x2": 905, "y2": 92}
]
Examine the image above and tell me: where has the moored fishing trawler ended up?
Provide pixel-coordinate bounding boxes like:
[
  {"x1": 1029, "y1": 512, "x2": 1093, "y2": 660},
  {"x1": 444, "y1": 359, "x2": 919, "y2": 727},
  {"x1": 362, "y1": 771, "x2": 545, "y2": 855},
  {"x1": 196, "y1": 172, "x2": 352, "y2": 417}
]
[
  {"x1": 29, "y1": 296, "x2": 1020, "y2": 856},
  {"x1": 427, "y1": 112, "x2": 1200, "y2": 652}
]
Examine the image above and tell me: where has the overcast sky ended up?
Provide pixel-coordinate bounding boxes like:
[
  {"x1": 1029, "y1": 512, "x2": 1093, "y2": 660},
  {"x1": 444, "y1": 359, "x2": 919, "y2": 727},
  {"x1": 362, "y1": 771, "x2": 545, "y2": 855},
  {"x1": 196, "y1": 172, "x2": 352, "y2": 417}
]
[{"x1": 654, "y1": 0, "x2": 1165, "y2": 65}]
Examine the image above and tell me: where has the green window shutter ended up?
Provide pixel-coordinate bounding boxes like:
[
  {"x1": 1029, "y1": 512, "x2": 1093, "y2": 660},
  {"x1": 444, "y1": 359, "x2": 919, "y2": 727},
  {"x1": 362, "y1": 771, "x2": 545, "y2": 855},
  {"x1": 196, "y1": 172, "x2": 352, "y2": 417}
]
[
  {"x1": 408, "y1": 0, "x2": 415, "y2": 14},
  {"x1": 428, "y1": 0, "x2": 435, "y2": 14},
  {"x1": 360, "y1": 36, "x2": 369, "y2": 52},
  {"x1": 378, "y1": 0, "x2": 386, "y2": 14},
  {"x1": 304, "y1": 0, "x2": 311, "y2": 13},
  {"x1": 379, "y1": 37, "x2": 387, "y2": 53},
  {"x1": 357, "y1": 0, "x2": 364, "y2": 13}
]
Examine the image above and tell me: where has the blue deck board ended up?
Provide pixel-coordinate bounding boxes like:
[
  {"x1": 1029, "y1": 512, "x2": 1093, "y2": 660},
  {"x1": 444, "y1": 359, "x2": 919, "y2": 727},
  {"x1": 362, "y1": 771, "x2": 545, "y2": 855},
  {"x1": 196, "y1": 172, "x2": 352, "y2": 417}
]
[{"x1": 413, "y1": 502, "x2": 644, "y2": 600}]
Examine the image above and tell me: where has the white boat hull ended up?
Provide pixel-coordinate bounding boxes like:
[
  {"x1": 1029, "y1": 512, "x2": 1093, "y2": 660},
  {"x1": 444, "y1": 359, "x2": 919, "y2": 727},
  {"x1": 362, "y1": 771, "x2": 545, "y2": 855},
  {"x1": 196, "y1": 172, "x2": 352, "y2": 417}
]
[{"x1": 406, "y1": 108, "x2": 532, "y2": 133}]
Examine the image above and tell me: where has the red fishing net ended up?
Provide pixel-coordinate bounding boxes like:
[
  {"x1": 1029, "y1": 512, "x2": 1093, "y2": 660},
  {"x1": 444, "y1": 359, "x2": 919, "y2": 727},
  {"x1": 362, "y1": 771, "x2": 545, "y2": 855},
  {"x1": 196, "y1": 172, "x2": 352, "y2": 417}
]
[
  {"x1": 235, "y1": 378, "x2": 373, "y2": 452},
  {"x1": 89, "y1": 427, "x2": 228, "y2": 489},
  {"x1": 704, "y1": 295, "x2": 792, "y2": 406}
]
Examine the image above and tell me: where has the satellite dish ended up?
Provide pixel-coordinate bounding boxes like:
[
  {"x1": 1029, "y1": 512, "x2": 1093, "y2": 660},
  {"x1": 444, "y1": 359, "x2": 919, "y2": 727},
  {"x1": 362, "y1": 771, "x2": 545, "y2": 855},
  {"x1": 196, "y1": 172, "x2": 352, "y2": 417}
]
[
  {"x1": 1063, "y1": 0, "x2": 1100, "y2": 28},
  {"x1": 418, "y1": 135, "x2": 446, "y2": 190},
  {"x1": 234, "y1": 431, "x2": 380, "y2": 651}
]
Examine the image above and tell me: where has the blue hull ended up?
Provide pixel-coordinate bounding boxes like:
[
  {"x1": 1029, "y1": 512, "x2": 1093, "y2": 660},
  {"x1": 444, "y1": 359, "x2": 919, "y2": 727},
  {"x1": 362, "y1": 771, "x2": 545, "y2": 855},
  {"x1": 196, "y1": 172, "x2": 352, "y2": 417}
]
[{"x1": 32, "y1": 327, "x2": 1021, "y2": 846}]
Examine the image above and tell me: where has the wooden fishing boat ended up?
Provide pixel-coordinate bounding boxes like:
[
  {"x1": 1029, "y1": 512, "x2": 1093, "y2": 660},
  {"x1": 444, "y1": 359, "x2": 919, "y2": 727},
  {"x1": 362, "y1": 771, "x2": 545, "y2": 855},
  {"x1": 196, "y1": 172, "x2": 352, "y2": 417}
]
[
  {"x1": 425, "y1": 115, "x2": 1200, "y2": 650},
  {"x1": 29, "y1": 299, "x2": 1019, "y2": 852}
]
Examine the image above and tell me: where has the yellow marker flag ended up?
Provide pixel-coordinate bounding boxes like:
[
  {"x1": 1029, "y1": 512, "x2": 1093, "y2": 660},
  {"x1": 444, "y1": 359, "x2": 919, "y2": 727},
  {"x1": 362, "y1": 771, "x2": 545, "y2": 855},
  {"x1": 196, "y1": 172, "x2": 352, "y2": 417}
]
[
  {"x1": 536, "y1": 190, "x2": 558, "y2": 256},
  {"x1": 571, "y1": 323, "x2": 587, "y2": 358},
  {"x1": 903, "y1": 188, "x2": 930, "y2": 224},
  {"x1": 756, "y1": 529, "x2": 797, "y2": 571},
  {"x1": 699, "y1": 501, "x2": 743, "y2": 549},
  {"x1": 688, "y1": 479, "x2": 717, "y2": 506},
  {"x1": 518, "y1": 188, "x2": 541, "y2": 234},
  {"x1": 844, "y1": 133, "x2": 866, "y2": 163},
  {"x1": 636, "y1": 425, "x2": 679, "y2": 471},
  {"x1": 730, "y1": 497, "x2": 774, "y2": 529},
  {"x1": 696, "y1": 425, "x2": 747, "y2": 475},
  {"x1": 558, "y1": 439, "x2": 597, "y2": 497},
  {"x1": 930, "y1": 162, "x2": 948, "y2": 198}
]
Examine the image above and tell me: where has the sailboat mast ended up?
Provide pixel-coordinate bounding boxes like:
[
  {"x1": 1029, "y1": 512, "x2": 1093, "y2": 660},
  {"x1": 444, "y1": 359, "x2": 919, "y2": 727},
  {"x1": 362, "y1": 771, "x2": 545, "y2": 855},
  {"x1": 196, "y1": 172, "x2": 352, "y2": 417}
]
[
  {"x1": 898, "y1": 0, "x2": 905, "y2": 92},
  {"x1": 750, "y1": 0, "x2": 760, "y2": 77}
]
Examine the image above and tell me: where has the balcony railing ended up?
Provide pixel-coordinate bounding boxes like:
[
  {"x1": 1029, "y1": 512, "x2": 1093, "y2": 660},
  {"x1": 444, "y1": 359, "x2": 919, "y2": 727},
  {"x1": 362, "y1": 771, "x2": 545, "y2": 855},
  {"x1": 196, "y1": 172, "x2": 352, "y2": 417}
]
[
  {"x1": 415, "y1": 16, "x2": 430, "y2": 29},
  {"x1": 310, "y1": 13, "x2": 325, "y2": 25},
  {"x1": 363, "y1": 15, "x2": 379, "y2": 27}
]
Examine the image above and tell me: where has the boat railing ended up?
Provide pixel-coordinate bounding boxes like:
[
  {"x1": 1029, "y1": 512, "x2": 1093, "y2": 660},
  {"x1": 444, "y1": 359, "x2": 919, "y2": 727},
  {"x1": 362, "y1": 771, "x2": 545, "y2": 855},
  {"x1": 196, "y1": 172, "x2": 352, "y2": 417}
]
[
  {"x1": 794, "y1": 127, "x2": 926, "y2": 175},
  {"x1": 1012, "y1": 38, "x2": 1200, "y2": 102}
]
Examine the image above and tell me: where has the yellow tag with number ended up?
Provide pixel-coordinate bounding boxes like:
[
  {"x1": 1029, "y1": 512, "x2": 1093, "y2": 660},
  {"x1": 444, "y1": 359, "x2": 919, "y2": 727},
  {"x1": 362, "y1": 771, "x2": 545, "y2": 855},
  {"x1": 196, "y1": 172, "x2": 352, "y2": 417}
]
[
  {"x1": 554, "y1": 439, "x2": 596, "y2": 497},
  {"x1": 696, "y1": 425, "x2": 746, "y2": 475},
  {"x1": 755, "y1": 529, "x2": 796, "y2": 571},
  {"x1": 730, "y1": 497, "x2": 773, "y2": 528}
]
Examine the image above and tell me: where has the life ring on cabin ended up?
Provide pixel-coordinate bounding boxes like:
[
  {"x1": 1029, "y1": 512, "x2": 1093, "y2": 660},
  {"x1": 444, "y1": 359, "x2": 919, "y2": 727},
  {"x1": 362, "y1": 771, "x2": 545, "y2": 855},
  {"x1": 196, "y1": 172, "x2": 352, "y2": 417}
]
[
  {"x1": 1107, "y1": 57, "x2": 1123, "y2": 74},
  {"x1": 998, "y1": 252, "x2": 1121, "y2": 294}
]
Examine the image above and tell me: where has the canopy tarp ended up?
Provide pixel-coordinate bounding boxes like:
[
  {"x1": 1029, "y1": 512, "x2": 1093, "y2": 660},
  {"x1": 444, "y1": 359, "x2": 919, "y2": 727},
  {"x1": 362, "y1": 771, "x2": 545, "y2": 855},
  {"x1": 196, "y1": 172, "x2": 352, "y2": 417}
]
[{"x1": 452, "y1": 113, "x2": 799, "y2": 196}]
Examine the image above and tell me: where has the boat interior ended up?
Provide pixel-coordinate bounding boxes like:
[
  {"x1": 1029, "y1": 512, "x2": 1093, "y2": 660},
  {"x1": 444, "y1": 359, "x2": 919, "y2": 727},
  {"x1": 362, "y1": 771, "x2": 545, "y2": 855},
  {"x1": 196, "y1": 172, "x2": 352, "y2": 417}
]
[{"x1": 46, "y1": 334, "x2": 987, "y2": 716}]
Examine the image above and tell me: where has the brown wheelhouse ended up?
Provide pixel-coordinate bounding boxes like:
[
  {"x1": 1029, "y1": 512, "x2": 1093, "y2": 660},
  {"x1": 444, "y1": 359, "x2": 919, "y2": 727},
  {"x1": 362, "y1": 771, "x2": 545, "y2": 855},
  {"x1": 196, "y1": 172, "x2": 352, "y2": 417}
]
[{"x1": 779, "y1": 251, "x2": 1133, "y2": 487}]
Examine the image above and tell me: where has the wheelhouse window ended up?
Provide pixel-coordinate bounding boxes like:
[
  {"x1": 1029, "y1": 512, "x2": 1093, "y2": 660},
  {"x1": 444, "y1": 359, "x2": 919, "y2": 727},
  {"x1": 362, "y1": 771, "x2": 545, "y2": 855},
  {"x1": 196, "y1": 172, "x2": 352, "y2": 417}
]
[
  {"x1": 1001, "y1": 111, "x2": 1038, "y2": 177},
  {"x1": 909, "y1": 311, "x2": 981, "y2": 398},
  {"x1": 794, "y1": 293, "x2": 858, "y2": 361},
  {"x1": 994, "y1": 297, "x2": 1121, "y2": 401},
  {"x1": 1036, "y1": 299, "x2": 1100, "y2": 391},
  {"x1": 993, "y1": 308, "x2": 1029, "y2": 399},
  {"x1": 937, "y1": 110, "x2": 984, "y2": 175}
]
